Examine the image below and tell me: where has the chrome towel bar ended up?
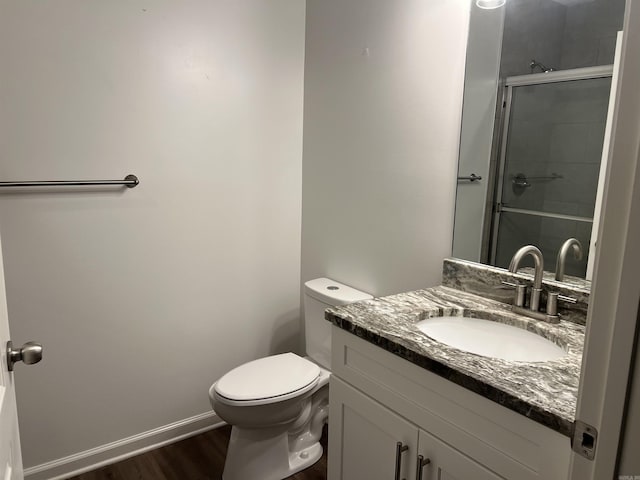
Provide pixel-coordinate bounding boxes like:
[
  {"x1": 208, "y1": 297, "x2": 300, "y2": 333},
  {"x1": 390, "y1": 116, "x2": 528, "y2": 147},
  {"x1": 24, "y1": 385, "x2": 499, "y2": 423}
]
[{"x1": 0, "y1": 174, "x2": 139, "y2": 188}]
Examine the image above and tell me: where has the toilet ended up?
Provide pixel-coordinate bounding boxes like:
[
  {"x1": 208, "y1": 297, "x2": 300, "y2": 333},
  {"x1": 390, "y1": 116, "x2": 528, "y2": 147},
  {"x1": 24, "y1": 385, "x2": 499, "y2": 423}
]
[{"x1": 209, "y1": 278, "x2": 372, "y2": 480}]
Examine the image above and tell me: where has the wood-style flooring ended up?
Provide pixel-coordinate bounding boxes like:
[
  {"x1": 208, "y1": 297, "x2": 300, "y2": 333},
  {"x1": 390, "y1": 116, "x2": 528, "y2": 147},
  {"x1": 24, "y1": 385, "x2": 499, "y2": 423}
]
[{"x1": 68, "y1": 425, "x2": 327, "y2": 480}]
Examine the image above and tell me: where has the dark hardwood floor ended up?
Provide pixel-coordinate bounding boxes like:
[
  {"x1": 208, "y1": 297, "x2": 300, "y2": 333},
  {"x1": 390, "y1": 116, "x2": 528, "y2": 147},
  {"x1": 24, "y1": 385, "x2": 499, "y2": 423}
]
[{"x1": 69, "y1": 425, "x2": 328, "y2": 480}]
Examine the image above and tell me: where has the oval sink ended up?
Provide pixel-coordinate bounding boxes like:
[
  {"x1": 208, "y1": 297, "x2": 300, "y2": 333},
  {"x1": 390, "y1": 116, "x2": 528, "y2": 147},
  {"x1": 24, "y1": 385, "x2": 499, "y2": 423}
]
[{"x1": 415, "y1": 316, "x2": 567, "y2": 362}]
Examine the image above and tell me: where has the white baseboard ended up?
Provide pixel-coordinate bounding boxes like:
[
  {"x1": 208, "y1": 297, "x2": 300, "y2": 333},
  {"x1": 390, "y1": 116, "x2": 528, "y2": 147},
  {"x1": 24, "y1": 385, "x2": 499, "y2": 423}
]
[{"x1": 24, "y1": 411, "x2": 224, "y2": 480}]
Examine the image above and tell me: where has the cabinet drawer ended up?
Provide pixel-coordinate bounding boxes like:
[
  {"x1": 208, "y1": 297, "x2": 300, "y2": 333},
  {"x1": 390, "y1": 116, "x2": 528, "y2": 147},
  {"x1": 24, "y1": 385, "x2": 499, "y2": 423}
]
[{"x1": 331, "y1": 326, "x2": 571, "y2": 480}]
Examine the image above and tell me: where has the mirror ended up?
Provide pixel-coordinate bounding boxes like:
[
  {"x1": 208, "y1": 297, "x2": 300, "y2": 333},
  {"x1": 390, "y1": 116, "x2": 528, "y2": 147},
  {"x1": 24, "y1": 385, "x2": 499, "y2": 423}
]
[{"x1": 452, "y1": 0, "x2": 626, "y2": 280}]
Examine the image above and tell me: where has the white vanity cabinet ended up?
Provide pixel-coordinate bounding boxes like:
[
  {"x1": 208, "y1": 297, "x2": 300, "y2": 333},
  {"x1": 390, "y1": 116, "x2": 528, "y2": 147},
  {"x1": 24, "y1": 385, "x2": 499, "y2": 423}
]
[
  {"x1": 331, "y1": 376, "x2": 504, "y2": 480},
  {"x1": 327, "y1": 326, "x2": 572, "y2": 480}
]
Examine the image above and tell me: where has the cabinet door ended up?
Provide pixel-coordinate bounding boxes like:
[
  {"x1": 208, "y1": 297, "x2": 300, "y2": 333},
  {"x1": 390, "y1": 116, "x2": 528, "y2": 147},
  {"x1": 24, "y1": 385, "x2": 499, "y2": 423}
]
[
  {"x1": 416, "y1": 429, "x2": 506, "y2": 480},
  {"x1": 328, "y1": 376, "x2": 419, "y2": 480}
]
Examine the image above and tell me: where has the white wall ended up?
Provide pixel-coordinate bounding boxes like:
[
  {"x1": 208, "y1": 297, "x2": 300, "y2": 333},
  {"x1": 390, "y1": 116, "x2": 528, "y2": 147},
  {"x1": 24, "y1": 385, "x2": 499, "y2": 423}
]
[
  {"x1": 301, "y1": 0, "x2": 470, "y2": 297},
  {"x1": 0, "y1": 0, "x2": 305, "y2": 471}
]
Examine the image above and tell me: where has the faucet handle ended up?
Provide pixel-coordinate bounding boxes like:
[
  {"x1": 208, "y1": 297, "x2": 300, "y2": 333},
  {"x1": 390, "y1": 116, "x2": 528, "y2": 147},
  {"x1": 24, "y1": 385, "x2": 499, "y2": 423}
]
[
  {"x1": 547, "y1": 292, "x2": 559, "y2": 316},
  {"x1": 514, "y1": 284, "x2": 527, "y2": 308},
  {"x1": 499, "y1": 281, "x2": 527, "y2": 307},
  {"x1": 558, "y1": 294, "x2": 577, "y2": 304}
]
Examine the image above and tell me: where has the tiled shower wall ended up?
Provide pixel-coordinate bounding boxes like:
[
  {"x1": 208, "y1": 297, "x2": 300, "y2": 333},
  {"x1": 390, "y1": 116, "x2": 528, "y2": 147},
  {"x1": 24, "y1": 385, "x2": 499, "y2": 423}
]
[
  {"x1": 559, "y1": 0, "x2": 627, "y2": 70},
  {"x1": 500, "y1": 0, "x2": 625, "y2": 77}
]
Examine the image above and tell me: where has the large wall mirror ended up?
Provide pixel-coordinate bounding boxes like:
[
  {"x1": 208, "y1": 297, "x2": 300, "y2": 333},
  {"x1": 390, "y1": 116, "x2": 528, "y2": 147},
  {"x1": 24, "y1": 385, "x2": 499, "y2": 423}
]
[{"x1": 452, "y1": 0, "x2": 626, "y2": 280}]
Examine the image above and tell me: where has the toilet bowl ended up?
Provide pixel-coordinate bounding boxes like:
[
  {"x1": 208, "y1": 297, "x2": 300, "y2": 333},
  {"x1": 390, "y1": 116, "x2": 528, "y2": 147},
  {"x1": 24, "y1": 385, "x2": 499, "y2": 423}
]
[
  {"x1": 209, "y1": 278, "x2": 372, "y2": 480},
  {"x1": 210, "y1": 353, "x2": 330, "y2": 480}
]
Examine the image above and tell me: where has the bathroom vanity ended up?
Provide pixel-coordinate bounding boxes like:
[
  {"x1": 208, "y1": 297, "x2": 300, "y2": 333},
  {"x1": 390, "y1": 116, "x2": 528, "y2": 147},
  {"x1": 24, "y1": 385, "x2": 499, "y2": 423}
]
[{"x1": 325, "y1": 259, "x2": 588, "y2": 480}]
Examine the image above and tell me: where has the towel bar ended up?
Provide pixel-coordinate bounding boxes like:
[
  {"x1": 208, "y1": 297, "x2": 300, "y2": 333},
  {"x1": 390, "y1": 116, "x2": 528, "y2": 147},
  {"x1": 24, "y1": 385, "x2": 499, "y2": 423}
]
[{"x1": 0, "y1": 174, "x2": 139, "y2": 188}]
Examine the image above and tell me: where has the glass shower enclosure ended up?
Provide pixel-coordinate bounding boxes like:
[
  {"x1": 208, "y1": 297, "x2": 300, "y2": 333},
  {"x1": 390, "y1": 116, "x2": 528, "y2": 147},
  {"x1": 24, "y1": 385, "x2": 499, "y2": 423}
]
[{"x1": 490, "y1": 67, "x2": 613, "y2": 278}]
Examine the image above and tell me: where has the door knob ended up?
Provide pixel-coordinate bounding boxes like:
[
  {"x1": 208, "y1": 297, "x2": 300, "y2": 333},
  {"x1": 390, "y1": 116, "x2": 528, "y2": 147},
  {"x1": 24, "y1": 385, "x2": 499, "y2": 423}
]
[{"x1": 6, "y1": 341, "x2": 43, "y2": 371}]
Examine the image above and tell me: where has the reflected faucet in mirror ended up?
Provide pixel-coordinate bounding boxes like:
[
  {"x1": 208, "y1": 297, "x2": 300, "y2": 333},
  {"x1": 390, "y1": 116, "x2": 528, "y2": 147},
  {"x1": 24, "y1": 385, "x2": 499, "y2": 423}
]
[{"x1": 555, "y1": 238, "x2": 583, "y2": 281}]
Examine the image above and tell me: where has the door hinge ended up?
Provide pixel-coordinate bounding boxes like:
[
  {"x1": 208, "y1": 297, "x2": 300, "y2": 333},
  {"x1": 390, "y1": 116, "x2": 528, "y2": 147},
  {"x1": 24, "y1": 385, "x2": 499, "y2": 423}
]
[{"x1": 572, "y1": 420, "x2": 598, "y2": 460}]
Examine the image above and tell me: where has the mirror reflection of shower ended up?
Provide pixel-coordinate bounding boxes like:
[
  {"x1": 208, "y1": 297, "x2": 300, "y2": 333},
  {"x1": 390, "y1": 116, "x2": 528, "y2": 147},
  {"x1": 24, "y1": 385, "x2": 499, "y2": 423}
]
[
  {"x1": 452, "y1": 0, "x2": 626, "y2": 280},
  {"x1": 491, "y1": 68, "x2": 613, "y2": 278}
]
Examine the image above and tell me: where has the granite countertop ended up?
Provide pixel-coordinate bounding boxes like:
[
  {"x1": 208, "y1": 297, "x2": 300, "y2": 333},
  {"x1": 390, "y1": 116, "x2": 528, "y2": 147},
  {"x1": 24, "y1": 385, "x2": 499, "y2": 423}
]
[{"x1": 325, "y1": 285, "x2": 585, "y2": 437}]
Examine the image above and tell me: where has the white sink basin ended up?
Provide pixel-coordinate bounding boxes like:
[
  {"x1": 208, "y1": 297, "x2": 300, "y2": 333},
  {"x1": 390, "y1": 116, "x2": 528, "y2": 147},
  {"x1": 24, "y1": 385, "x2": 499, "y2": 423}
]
[{"x1": 415, "y1": 316, "x2": 567, "y2": 362}]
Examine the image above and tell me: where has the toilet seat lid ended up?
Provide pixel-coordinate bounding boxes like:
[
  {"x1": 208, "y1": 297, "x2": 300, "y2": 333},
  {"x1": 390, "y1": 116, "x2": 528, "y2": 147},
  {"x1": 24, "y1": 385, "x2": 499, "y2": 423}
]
[{"x1": 214, "y1": 353, "x2": 320, "y2": 406}]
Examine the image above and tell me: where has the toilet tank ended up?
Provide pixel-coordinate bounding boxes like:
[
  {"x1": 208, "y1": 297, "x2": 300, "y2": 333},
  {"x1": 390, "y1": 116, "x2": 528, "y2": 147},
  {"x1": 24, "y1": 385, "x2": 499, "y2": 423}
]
[{"x1": 304, "y1": 278, "x2": 373, "y2": 369}]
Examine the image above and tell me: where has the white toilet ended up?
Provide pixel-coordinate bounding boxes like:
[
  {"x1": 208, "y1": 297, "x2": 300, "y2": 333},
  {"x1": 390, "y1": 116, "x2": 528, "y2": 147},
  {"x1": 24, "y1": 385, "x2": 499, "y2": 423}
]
[{"x1": 209, "y1": 278, "x2": 372, "y2": 480}]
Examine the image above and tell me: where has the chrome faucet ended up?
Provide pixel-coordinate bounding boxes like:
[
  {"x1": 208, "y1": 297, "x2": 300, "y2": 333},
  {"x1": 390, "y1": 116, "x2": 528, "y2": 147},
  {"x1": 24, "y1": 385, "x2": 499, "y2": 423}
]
[
  {"x1": 555, "y1": 238, "x2": 583, "y2": 281},
  {"x1": 508, "y1": 245, "x2": 544, "y2": 312},
  {"x1": 505, "y1": 245, "x2": 560, "y2": 323}
]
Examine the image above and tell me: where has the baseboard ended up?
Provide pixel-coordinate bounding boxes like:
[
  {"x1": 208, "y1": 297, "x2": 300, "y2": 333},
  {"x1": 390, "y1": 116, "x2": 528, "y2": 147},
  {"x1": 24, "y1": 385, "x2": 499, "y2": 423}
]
[{"x1": 24, "y1": 411, "x2": 224, "y2": 480}]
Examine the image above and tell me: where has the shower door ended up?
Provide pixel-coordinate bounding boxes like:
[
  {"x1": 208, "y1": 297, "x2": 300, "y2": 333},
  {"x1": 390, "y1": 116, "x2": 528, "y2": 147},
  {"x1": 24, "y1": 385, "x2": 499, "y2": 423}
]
[{"x1": 491, "y1": 68, "x2": 612, "y2": 277}]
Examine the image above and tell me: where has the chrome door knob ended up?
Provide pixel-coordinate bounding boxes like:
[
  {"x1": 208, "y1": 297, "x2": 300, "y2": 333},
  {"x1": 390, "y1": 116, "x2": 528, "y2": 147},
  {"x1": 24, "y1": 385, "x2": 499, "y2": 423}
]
[{"x1": 6, "y1": 341, "x2": 43, "y2": 371}]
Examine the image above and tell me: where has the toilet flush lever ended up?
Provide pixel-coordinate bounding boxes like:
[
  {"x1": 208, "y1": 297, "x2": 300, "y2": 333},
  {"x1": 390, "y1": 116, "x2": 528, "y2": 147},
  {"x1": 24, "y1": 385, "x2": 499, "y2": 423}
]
[{"x1": 6, "y1": 341, "x2": 43, "y2": 371}]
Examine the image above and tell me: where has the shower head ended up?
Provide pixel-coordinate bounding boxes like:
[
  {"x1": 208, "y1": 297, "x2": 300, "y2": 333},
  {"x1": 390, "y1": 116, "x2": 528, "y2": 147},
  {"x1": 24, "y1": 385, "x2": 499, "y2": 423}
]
[{"x1": 530, "y1": 59, "x2": 555, "y2": 73}]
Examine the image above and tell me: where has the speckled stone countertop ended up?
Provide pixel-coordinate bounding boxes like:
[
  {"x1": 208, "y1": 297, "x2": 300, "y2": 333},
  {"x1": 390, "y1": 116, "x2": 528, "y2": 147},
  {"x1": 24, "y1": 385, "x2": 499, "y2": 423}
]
[{"x1": 326, "y1": 286, "x2": 584, "y2": 437}]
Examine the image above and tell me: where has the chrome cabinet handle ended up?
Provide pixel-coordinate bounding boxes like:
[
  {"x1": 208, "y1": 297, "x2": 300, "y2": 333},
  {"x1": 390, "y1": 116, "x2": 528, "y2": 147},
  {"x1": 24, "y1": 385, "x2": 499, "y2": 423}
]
[
  {"x1": 416, "y1": 455, "x2": 431, "y2": 480},
  {"x1": 394, "y1": 442, "x2": 409, "y2": 480},
  {"x1": 6, "y1": 341, "x2": 43, "y2": 371}
]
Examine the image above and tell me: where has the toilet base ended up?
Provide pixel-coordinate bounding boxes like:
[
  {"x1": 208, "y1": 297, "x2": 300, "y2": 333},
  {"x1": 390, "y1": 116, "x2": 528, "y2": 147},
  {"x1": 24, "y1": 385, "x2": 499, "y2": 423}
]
[
  {"x1": 221, "y1": 425, "x2": 323, "y2": 480},
  {"x1": 289, "y1": 441, "x2": 323, "y2": 475},
  {"x1": 213, "y1": 361, "x2": 331, "y2": 480}
]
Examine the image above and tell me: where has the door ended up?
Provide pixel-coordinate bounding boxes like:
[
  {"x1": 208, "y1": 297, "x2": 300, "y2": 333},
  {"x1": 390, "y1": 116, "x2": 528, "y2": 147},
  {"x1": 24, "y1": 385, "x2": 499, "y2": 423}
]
[
  {"x1": 570, "y1": 2, "x2": 640, "y2": 477},
  {"x1": 327, "y1": 376, "x2": 419, "y2": 480},
  {"x1": 416, "y1": 430, "x2": 505, "y2": 480},
  {"x1": 0, "y1": 234, "x2": 23, "y2": 479}
]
